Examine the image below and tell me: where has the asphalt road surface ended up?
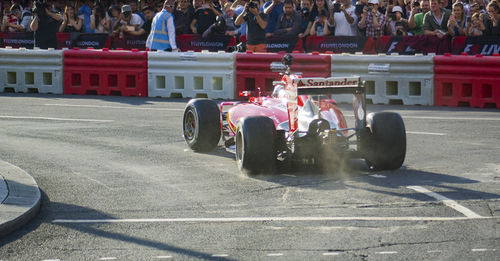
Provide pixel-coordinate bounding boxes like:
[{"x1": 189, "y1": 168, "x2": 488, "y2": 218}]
[{"x1": 0, "y1": 94, "x2": 499, "y2": 260}]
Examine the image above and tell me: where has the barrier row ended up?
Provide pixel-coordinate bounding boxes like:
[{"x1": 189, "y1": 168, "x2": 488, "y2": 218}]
[{"x1": 0, "y1": 47, "x2": 499, "y2": 109}]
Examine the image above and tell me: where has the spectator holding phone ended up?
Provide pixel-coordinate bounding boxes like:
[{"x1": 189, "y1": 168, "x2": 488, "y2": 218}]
[
  {"x1": 483, "y1": 0, "x2": 500, "y2": 36},
  {"x1": 298, "y1": 0, "x2": 313, "y2": 37},
  {"x1": 329, "y1": 0, "x2": 358, "y2": 36},
  {"x1": 358, "y1": 0, "x2": 386, "y2": 38},
  {"x1": 303, "y1": 0, "x2": 330, "y2": 37},
  {"x1": 422, "y1": 0, "x2": 451, "y2": 38},
  {"x1": 409, "y1": 0, "x2": 430, "y2": 35},
  {"x1": 310, "y1": 8, "x2": 331, "y2": 35},
  {"x1": 30, "y1": 0, "x2": 63, "y2": 49},
  {"x1": 447, "y1": 1, "x2": 466, "y2": 36},
  {"x1": 466, "y1": 12, "x2": 484, "y2": 36}
]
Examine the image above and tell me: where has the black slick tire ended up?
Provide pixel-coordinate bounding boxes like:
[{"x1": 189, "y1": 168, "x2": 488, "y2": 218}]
[
  {"x1": 361, "y1": 112, "x2": 406, "y2": 171},
  {"x1": 236, "y1": 116, "x2": 277, "y2": 175},
  {"x1": 183, "y1": 99, "x2": 221, "y2": 152}
]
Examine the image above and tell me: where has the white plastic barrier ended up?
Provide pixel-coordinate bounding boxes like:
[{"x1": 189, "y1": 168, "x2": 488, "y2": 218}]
[
  {"x1": 330, "y1": 53, "x2": 434, "y2": 105},
  {"x1": 148, "y1": 50, "x2": 235, "y2": 99},
  {"x1": 0, "y1": 47, "x2": 63, "y2": 94}
]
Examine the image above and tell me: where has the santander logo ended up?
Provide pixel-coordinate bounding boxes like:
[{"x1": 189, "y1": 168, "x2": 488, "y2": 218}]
[{"x1": 295, "y1": 77, "x2": 359, "y2": 87}]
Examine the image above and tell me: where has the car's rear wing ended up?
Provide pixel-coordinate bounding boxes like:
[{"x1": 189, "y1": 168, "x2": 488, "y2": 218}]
[
  {"x1": 294, "y1": 77, "x2": 364, "y2": 95},
  {"x1": 286, "y1": 76, "x2": 365, "y2": 133}
]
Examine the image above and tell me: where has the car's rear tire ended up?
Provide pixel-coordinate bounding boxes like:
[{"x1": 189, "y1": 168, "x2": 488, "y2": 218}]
[
  {"x1": 236, "y1": 116, "x2": 277, "y2": 175},
  {"x1": 183, "y1": 99, "x2": 221, "y2": 152},
  {"x1": 361, "y1": 112, "x2": 406, "y2": 171}
]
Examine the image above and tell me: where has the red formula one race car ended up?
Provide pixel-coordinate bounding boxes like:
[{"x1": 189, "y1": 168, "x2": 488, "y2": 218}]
[{"x1": 183, "y1": 54, "x2": 406, "y2": 174}]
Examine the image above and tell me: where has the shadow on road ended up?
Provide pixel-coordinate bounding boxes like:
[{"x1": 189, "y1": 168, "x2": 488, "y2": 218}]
[{"x1": 0, "y1": 189, "x2": 234, "y2": 261}]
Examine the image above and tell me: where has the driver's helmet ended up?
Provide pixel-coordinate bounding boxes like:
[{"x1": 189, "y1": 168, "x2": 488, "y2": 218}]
[{"x1": 272, "y1": 84, "x2": 286, "y2": 98}]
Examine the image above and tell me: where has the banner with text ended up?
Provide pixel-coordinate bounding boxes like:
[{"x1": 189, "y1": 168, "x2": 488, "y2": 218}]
[
  {"x1": 265, "y1": 35, "x2": 302, "y2": 53},
  {"x1": 111, "y1": 35, "x2": 147, "y2": 50},
  {"x1": 305, "y1": 36, "x2": 374, "y2": 54},
  {"x1": 56, "y1": 33, "x2": 111, "y2": 49},
  {"x1": 1, "y1": 32, "x2": 34, "y2": 49},
  {"x1": 376, "y1": 35, "x2": 452, "y2": 55},
  {"x1": 176, "y1": 34, "x2": 235, "y2": 52},
  {"x1": 451, "y1": 36, "x2": 500, "y2": 55}
]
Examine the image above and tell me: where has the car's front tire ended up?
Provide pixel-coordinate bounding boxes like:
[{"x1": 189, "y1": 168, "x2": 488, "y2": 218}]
[
  {"x1": 360, "y1": 112, "x2": 406, "y2": 171},
  {"x1": 236, "y1": 116, "x2": 277, "y2": 175},
  {"x1": 183, "y1": 99, "x2": 221, "y2": 152}
]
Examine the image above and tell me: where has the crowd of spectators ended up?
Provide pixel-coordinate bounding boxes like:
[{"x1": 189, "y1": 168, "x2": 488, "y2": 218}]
[{"x1": 0, "y1": 0, "x2": 499, "y2": 49}]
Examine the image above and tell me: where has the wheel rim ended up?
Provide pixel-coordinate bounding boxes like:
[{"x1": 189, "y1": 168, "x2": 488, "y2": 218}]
[
  {"x1": 184, "y1": 110, "x2": 196, "y2": 141},
  {"x1": 236, "y1": 131, "x2": 243, "y2": 162}
]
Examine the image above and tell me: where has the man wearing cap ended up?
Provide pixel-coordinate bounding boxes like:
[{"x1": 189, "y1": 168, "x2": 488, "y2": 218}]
[
  {"x1": 358, "y1": 0, "x2": 386, "y2": 38},
  {"x1": 385, "y1": 5, "x2": 408, "y2": 35},
  {"x1": 146, "y1": 0, "x2": 178, "y2": 51},
  {"x1": 422, "y1": 0, "x2": 451, "y2": 38},
  {"x1": 113, "y1": 4, "x2": 145, "y2": 37}
]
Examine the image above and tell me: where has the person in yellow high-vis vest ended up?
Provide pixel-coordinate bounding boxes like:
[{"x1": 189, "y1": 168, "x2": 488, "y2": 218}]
[{"x1": 146, "y1": 0, "x2": 178, "y2": 51}]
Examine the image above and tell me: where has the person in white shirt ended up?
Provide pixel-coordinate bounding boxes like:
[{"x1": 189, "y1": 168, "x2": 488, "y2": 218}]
[{"x1": 328, "y1": 0, "x2": 358, "y2": 36}]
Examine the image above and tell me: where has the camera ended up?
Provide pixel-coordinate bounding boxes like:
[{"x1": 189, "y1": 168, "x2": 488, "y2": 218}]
[
  {"x1": 413, "y1": 1, "x2": 420, "y2": 7},
  {"x1": 388, "y1": 12, "x2": 396, "y2": 20},
  {"x1": 367, "y1": 6, "x2": 372, "y2": 12},
  {"x1": 355, "y1": 4, "x2": 365, "y2": 14},
  {"x1": 301, "y1": 7, "x2": 310, "y2": 18},
  {"x1": 33, "y1": 0, "x2": 49, "y2": 16},
  {"x1": 247, "y1": 1, "x2": 258, "y2": 9},
  {"x1": 396, "y1": 29, "x2": 404, "y2": 36},
  {"x1": 228, "y1": 42, "x2": 246, "y2": 52},
  {"x1": 333, "y1": 3, "x2": 341, "y2": 12}
]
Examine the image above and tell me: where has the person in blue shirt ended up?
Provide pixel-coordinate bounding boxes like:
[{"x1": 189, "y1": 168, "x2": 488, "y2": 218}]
[
  {"x1": 146, "y1": 0, "x2": 178, "y2": 51},
  {"x1": 263, "y1": 0, "x2": 284, "y2": 37}
]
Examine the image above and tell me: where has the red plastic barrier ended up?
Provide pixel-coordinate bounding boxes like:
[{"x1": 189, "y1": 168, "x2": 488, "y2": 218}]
[
  {"x1": 434, "y1": 54, "x2": 500, "y2": 108},
  {"x1": 63, "y1": 48, "x2": 148, "y2": 96},
  {"x1": 235, "y1": 52, "x2": 331, "y2": 99}
]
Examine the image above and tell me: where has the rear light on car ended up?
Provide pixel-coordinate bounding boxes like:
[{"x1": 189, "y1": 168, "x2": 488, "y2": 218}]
[{"x1": 239, "y1": 91, "x2": 252, "y2": 97}]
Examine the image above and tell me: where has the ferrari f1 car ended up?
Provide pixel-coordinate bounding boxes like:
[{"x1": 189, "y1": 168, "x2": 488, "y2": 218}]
[{"x1": 183, "y1": 54, "x2": 406, "y2": 174}]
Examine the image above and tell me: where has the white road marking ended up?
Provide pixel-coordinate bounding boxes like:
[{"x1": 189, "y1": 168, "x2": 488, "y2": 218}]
[
  {"x1": 370, "y1": 174, "x2": 387, "y2": 178},
  {"x1": 427, "y1": 250, "x2": 442, "y2": 253},
  {"x1": 0, "y1": 115, "x2": 113, "y2": 123},
  {"x1": 45, "y1": 103, "x2": 184, "y2": 111},
  {"x1": 282, "y1": 188, "x2": 290, "y2": 202},
  {"x1": 51, "y1": 216, "x2": 495, "y2": 224},
  {"x1": 155, "y1": 256, "x2": 173, "y2": 259},
  {"x1": 472, "y1": 249, "x2": 496, "y2": 252},
  {"x1": 212, "y1": 254, "x2": 229, "y2": 257},
  {"x1": 407, "y1": 186, "x2": 482, "y2": 218},
  {"x1": 377, "y1": 251, "x2": 398, "y2": 254},
  {"x1": 42, "y1": 259, "x2": 60, "y2": 261},
  {"x1": 322, "y1": 252, "x2": 340, "y2": 256},
  {"x1": 402, "y1": 116, "x2": 500, "y2": 121},
  {"x1": 99, "y1": 258, "x2": 117, "y2": 260},
  {"x1": 406, "y1": 131, "x2": 447, "y2": 136},
  {"x1": 267, "y1": 253, "x2": 284, "y2": 256}
]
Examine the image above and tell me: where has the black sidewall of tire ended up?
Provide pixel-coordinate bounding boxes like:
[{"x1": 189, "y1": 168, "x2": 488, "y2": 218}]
[
  {"x1": 236, "y1": 116, "x2": 277, "y2": 175},
  {"x1": 362, "y1": 112, "x2": 406, "y2": 171},
  {"x1": 183, "y1": 99, "x2": 221, "y2": 152}
]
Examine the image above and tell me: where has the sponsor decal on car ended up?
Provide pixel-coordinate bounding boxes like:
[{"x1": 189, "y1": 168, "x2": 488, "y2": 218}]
[{"x1": 294, "y1": 77, "x2": 359, "y2": 87}]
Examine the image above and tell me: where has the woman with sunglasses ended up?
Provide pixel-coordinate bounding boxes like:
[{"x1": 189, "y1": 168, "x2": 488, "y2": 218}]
[{"x1": 1, "y1": 4, "x2": 24, "y2": 32}]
